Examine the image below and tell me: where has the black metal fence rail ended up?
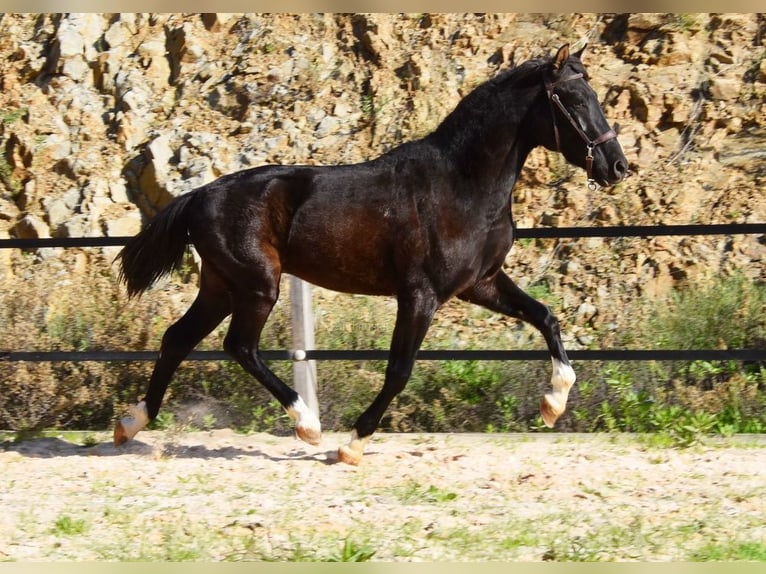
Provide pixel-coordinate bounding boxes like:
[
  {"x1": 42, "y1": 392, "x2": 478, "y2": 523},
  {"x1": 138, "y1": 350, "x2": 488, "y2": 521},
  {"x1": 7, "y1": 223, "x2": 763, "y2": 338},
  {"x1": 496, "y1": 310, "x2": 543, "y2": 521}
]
[
  {"x1": 1, "y1": 349, "x2": 764, "y2": 363},
  {"x1": 1, "y1": 222, "x2": 764, "y2": 364},
  {"x1": 1, "y1": 223, "x2": 764, "y2": 249}
]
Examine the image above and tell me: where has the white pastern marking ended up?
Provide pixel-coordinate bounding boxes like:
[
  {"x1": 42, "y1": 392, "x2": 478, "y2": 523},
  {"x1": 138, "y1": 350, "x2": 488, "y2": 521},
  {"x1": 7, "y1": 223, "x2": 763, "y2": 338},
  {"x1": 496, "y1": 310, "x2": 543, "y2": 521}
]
[
  {"x1": 286, "y1": 396, "x2": 321, "y2": 436},
  {"x1": 551, "y1": 358, "x2": 576, "y2": 390},
  {"x1": 120, "y1": 400, "x2": 149, "y2": 440},
  {"x1": 547, "y1": 359, "x2": 576, "y2": 413},
  {"x1": 337, "y1": 429, "x2": 371, "y2": 465},
  {"x1": 345, "y1": 429, "x2": 370, "y2": 455}
]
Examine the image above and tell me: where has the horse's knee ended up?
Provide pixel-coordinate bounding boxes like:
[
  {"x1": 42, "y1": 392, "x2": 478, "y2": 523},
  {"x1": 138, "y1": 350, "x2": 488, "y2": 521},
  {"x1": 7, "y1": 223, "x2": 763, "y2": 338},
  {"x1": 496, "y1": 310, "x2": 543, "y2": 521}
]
[{"x1": 222, "y1": 332, "x2": 252, "y2": 363}]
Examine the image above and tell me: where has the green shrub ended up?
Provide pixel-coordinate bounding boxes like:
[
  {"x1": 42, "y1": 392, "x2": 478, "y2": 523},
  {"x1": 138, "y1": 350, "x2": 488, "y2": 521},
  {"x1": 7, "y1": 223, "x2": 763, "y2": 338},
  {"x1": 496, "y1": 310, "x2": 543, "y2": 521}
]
[{"x1": 649, "y1": 272, "x2": 765, "y2": 351}]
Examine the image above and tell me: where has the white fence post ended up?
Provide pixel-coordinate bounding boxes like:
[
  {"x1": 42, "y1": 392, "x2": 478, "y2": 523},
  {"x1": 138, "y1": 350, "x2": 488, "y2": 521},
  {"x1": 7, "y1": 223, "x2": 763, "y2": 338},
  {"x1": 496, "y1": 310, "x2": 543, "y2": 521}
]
[{"x1": 289, "y1": 275, "x2": 319, "y2": 417}]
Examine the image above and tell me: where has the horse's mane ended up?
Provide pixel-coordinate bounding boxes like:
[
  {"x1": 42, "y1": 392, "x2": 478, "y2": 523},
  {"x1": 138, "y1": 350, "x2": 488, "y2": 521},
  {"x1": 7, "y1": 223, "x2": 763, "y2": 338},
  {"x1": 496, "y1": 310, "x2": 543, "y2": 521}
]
[
  {"x1": 426, "y1": 55, "x2": 552, "y2": 157},
  {"x1": 489, "y1": 56, "x2": 550, "y2": 89}
]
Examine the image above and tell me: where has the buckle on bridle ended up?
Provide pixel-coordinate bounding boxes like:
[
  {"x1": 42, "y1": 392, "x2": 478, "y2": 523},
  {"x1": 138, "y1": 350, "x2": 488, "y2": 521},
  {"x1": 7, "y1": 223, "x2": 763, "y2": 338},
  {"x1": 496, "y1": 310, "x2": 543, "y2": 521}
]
[{"x1": 586, "y1": 145, "x2": 596, "y2": 190}]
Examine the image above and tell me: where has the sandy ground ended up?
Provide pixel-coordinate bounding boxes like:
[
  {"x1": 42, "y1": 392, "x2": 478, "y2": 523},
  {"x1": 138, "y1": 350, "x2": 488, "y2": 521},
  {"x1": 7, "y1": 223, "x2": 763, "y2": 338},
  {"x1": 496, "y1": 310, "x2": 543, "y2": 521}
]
[{"x1": 1, "y1": 431, "x2": 765, "y2": 561}]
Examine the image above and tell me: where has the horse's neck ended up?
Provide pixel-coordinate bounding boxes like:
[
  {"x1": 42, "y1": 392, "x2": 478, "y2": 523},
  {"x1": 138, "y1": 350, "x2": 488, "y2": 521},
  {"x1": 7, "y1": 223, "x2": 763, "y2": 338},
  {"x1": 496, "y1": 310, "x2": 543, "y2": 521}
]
[{"x1": 430, "y1": 84, "x2": 539, "y2": 194}]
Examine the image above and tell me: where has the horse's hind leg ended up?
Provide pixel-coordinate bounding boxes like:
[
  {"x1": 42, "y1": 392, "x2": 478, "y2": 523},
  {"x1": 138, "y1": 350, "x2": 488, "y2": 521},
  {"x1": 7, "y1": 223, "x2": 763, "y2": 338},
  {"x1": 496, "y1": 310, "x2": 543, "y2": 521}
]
[
  {"x1": 114, "y1": 266, "x2": 231, "y2": 445},
  {"x1": 223, "y1": 275, "x2": 321, "y2": 446},
  {"x1": 459, "y1": 271, "x2": 575, "y2": 427}
]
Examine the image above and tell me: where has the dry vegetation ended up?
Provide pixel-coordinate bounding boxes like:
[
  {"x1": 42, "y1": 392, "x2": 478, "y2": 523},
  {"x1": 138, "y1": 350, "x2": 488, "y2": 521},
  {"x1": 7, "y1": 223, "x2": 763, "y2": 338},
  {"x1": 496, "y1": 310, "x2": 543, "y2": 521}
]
[{"x1": 0, "y1": 246, "x2": 763, "y2": 443}]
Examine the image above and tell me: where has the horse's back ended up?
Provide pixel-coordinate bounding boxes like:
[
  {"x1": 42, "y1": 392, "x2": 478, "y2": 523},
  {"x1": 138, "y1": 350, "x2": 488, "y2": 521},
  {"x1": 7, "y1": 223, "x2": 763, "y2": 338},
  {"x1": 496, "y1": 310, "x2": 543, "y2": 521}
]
[{"x1": 183, "y1": 161, "x2": 405, "y2": 294}]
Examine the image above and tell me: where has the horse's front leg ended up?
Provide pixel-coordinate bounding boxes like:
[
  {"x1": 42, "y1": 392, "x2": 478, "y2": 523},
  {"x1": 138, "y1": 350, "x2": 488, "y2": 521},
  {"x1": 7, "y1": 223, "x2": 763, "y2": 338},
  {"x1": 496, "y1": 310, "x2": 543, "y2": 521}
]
[
  {"x1": 338, "y1": 290, "x2": 438, "y2": 465},
  {"x1": 459, "y1": 271, "x2": 575, "y2": 427}
]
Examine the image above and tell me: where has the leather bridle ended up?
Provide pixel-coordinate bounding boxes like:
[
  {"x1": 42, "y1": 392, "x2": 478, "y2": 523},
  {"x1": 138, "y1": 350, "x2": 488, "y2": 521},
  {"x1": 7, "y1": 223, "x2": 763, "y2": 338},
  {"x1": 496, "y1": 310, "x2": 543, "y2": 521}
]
[{"x1": 545, "y1": 73, "x2": 617, "y2": 189}]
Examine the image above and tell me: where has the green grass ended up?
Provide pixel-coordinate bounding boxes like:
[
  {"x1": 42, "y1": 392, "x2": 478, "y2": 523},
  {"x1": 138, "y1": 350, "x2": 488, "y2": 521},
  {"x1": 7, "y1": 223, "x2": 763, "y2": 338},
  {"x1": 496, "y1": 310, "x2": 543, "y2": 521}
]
[
  {"x1": 52, "y1": 515, "x2": 88, "y2": 536},
  {"x1": 0, "y1": 107, "x2": 28, "y2": 195},
  {"x1": 649, "y1": 273, "x2": 765, "y2": 351},
  {"x1": 96, "y1": 523, "x2": 211, "y2": 560},
  {"x1": 1, "y1": 107, "x2": 27, "y2": 125},
  {"x1": 691, "y1": 541, "x2": 766, "y2": 561},
  {"x1": 388, "y1": 480, "x2": 459, "y2": 505},
  {"x1": 325, "y1": 538, "x2": 377, "y2": 562}
]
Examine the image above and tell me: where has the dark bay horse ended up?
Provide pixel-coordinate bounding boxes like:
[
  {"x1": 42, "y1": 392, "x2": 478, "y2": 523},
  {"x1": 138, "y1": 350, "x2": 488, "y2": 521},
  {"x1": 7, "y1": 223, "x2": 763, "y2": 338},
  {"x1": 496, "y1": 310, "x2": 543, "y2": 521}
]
[{"x1": 114, "y1": 44, "x2": 627, "y2": 464}]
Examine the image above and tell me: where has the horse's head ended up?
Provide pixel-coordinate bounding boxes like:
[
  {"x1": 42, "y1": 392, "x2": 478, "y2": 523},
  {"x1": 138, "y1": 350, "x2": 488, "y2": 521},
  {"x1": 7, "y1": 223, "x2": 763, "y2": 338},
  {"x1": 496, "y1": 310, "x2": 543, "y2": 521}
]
[{"x1": 538, "y1": 44, "x2": 628, "y2": 187}]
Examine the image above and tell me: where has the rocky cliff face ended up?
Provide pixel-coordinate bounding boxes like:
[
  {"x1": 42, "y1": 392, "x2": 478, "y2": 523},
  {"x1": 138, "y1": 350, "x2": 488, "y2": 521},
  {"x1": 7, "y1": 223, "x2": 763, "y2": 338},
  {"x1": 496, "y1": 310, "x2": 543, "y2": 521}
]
[{"x1": 0, "y1": 13, "x2": 764, "y2": 341}]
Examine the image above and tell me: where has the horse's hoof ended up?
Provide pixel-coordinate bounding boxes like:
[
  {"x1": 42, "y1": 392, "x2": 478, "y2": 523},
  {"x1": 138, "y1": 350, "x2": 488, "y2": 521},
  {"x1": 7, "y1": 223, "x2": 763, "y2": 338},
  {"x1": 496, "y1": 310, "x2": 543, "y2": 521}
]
[
  {"x1": 540, "y1": 395, "x2": 563, "y2": 428},
  {"x1": 287, "y1": 398, "x2": 321, "y2": 446},
  {"x1": 113, "y1": 400, "x2": 149, "y2": 446},
  {"x1": 337, "y1": 445, "x2": 363, "y2": 466},
  {"x1": 113, "y1": 421, "x2": 129, "y2": 446},
  {"x1": 296, "y1": 425, "x2": 321, "y2": 446}
]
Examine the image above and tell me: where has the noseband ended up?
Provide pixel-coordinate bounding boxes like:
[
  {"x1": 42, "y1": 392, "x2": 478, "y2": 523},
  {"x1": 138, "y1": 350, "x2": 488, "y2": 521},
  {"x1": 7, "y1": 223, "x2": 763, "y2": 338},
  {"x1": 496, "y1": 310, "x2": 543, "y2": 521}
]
[{"x1": 545, "y1": 73, "x2": 617, "y2": 190}]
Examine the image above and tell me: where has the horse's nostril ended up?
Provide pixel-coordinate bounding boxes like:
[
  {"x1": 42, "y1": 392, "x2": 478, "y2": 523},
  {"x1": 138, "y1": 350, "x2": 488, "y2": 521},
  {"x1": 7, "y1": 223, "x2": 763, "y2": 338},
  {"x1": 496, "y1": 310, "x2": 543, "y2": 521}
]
[{"x1": 612, "y1": 160, "x2": 627, "y2": 180}]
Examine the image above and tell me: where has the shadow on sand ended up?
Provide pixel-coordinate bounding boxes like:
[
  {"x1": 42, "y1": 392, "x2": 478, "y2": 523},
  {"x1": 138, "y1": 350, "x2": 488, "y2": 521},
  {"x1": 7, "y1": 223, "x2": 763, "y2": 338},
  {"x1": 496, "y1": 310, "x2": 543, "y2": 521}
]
[{"x1": 0, "y1": 434, "x2": 352, "y2": 465}]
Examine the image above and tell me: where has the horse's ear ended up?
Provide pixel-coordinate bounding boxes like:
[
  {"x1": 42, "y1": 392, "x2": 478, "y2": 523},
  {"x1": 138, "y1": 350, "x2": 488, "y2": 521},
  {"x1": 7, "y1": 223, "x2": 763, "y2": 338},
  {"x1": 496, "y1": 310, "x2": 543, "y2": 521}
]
[
  {"x1": 553, "y1": 44, "x2": 570, "y2": 72},
  {"x1": 573, "y1": 42, "x2": 587, "y2": 60}
]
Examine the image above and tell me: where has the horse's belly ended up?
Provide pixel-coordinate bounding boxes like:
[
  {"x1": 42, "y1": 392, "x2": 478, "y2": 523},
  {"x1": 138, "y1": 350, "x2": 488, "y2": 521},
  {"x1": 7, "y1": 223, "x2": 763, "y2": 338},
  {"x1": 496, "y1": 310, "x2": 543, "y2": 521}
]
[
  {"x1": 283, "y1": 222, "x2": 398, "y2": 296},
  {"x1": 289, "y1": 265, "x2": 397, "y2": 296}
]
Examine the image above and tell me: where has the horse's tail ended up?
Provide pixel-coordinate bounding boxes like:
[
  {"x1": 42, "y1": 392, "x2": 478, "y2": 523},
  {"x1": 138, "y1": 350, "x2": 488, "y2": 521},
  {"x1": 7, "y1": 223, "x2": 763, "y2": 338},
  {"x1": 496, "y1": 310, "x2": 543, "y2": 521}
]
[{"x1": 117, "y1": 191, "x2": 197, "y2": 297}]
